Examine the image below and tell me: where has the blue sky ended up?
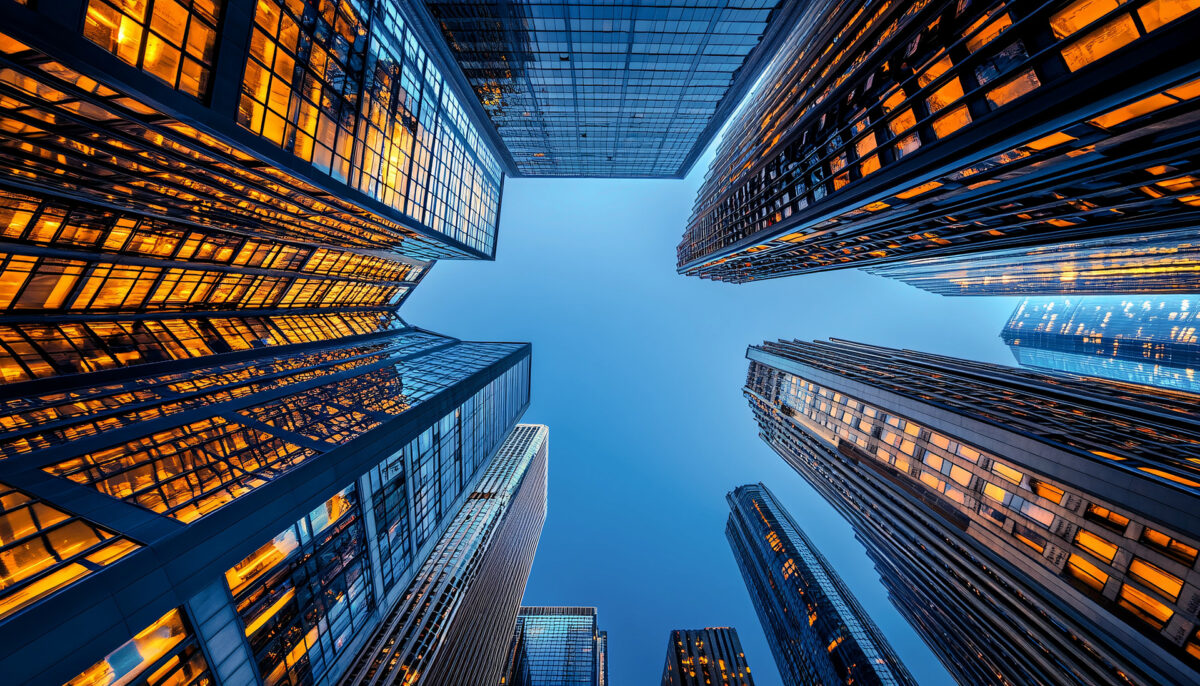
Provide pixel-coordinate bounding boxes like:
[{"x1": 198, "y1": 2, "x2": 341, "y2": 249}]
[{"x1": 402, "y1": 157, "x2": 1022, "y2": 684}]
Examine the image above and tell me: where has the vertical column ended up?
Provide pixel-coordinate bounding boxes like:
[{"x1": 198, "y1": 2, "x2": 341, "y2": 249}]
[{"x1": 186, "y1": 580, "x2": 259, "y2": 686}]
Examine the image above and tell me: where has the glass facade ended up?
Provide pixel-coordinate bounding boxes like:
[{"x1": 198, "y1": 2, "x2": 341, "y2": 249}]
[
  {"x1": 745, "y1": 338, "x2": 1200, "y2": 685},
  {"x1": 0, "y1": 0, "x2": 504, "y2": 261},
  {"x1": 504, "y1": 606, "x2": 608, "y2": 686},
  {"x1": 342, "y1": 424, "x2": 548, "y2": 685},
  {"x1": 1002, "y1": 296, "x2": 1200, "y2": 393},
  {"x1": 725, "y1": 484, "x2": 915, "y2": 686},
  {"x1": 423, "y1": 0, "x2": 793, "y2": 177},
  {"x1": 660, "y1": 627, "x2": 755, "y2": 686},
  {"x1": 866, "y1": 229, "x2": 1200, "y2": 296},
  {"x1": 66, "y1": 608, "x2": 212, "y2": 686},
  {"x1": 678, "y1": 0, "x2": 1200, "y2": 283}
]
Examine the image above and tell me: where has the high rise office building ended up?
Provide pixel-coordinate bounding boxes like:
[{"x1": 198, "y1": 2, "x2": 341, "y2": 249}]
[
  {"x1": 0, "y1": 1, "x2": 534, "y2": 683},
  {"x1": 1002, "y1": 296, "x2": 1200, "y2": 393},
  {"x1": 866, "y1": 229, "x2": 1200, "y2": 296},
  {"x1": 503, "y1": 606, "x2": 609, "y2": 686},
  {"x1": 745, "y1": 339, "x2": 1200, "y2": 685},
  {"x1": 660, "y1": 627, "x2": 755, "y2": 686},
  {"x1": 416, "y1": 0, "x2": 804, "y2": 177},
  {"x1": 678, "y1": 0, "x2": 1200, "y2": 283},
  {"x1": 339, "y1": 424, "x2": 549, "y2": 686},
  {"x1": 726, "y1": 483, "x2": 916, "y2": 686}
]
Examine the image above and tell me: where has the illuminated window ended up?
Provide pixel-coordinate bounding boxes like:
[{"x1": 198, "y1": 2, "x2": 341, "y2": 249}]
[
  {"x1": 932, "y1": 106, "x2": 971, "y2": 139},
  {"x1": 991, "y1": 462, "x2": 1023, "y2": 485},
  {"x1": 66, "y1": 608, "x2": 209, "y2": 686},
  {"x1": 1065, "y1": 553, "x2": 1109, "y2": 592},
  {"x1": 45, "y1": 417, "x2": 316, "y2": 522},
  {"x1": 1014, "y1": 523, "x2": 1047, "y2": 554},
  {"x1": 1074, "y1": 529, "x2": 1118, "y2": 563},
  {"x1": 986, "y1": 69, "x2": 1041, "y2": 108},
  {"x1": 1128, "y1": 557, "x2": 1183, "y2": 601},
  {"x1": 1137, "y1": 0, "x2": 1200, "y2": 31},
  {"x1": 1030, "y1": 480, "x2": 1065, "y2": 503},
  {"x1": 83, "y1": 0, "x2": 222, "y2": 97},
  {"x1": 0, "y1": 483, "x2": 139, "y2": 620},
  {"x1": 1140, "y1": 527, "x2": 1199, "y2": 565},
  {"x1": 1117, "y1": 583, "x2": 1174, "y2": 629},
  {"x1": 1085, "y1": 504, "x2": 1130, "y2": 533}
]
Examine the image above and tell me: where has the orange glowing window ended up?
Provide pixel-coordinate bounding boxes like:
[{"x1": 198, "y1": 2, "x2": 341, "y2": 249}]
[
  {"x1": 931, "y1": 106, "x2": 971, "y2": 139},
  {"x1": 1030, "y1": 480, "x2": 1065, "y2": 503},
  {"x1": 894, "y1": 133, "x2": 922, "y2": 158},
  {"x1": 965, "y1": 13, "x2": 1013, "y2": 52},
  {"x1": 860, "y1": 155, "x2": 881, "y2": 176},
  {"x1": 1075, "y1": 529, "x2": 1118, "y2": 563},
  {"x1": 1140, "y1": 527, "x2": 1199, "y2": 565},
  {"x1": 986, "y1": 69, "x2": 1041, "y2": 108},
  {"x1": 1051, "y1": 0, "x2": 1122, "y2": 38},
  {"x1": 1090, "y1": 93, "x2": 1177, "y2": 129},
  {"x1": 926, "y1": 79, "x2": 965, "y2": 113},
  {"x1": 1025, "y1": 131, "x2": 1077, "y2": 151},
  {"x1": 1059, "y1": 15, "x2": 1140, "y2": 72},
  {"x1": 1117, "y1": 583, "x2": 1174, "y2": 629},
  {"x1": 888, "y1": 108, "x2": 918, "y2": 135},
  {"x1": 66, "y1": 609, "x2": 199, "y2": 686},
  {"x1": 895, "y1": 181, "x2": 943, "y2": 199},
  {"x1": 83, "y1": 0, "x2": 222, "y2": 97},
  {"x1": 1065, "y1": 553, "x2": 1109, "y2": 591},
  {"x1": 1129, "y1": 558, "x2": 1183, "y2": 601},
  {"x1": 0, "y1": 482, "x2": 140, "y2": 621},
  {"x1": 1137, "y1": 0, "x2": 1200, "y2": 32}
]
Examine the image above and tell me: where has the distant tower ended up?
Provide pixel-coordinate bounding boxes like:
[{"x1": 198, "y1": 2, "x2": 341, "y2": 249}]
[
  {"x1": 726, "y1": 484, "x2": 916, "y2": 686},
  {"x1": 503, "y1": 606, "x2": 609, "y2": 686},
  {"x1": 661, "y1": 627, "x2": 755, "y2": 686},
  {"x1": 1001, "y1": 296, "x2": 1200, "y2": 393}
]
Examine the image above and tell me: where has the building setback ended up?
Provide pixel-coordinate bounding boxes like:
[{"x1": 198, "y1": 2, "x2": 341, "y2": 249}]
[
  {"x1": 744, "y1": 339, "x2": 1200, "y2": 685},
  {"x1": 338, "y1": 424, "x2": 549, "y2": 686},
  {"x1": 660, "y1": 627, "x2": 755, "y2": 686},
  {"x1": 1001, "y1": 296, "x2": 1200, "y2": 394},
  {"x1": 678, "y1": 0, "x2": 1200, "y2": 283},
  {"x1": 417, "y1": 0, "x2": 804, "y2": 178},
  {"x1": 503, "y1": 606, "x2": 609, "y2": 686},
  {"x1": 726, "y1": 484, "x2": 916, "y2": 686},
  {"x1": 866, "y1": 229, "x2": 1200, "y2": 296}
]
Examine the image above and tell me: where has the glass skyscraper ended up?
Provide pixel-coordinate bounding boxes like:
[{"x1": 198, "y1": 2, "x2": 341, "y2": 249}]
[
  {"x1": 339, "y1": 424, "x2": 549, "y2": 685},
  {"x1": 726, "y1": 483, "x2": 916, "y2": 686},
  {"x1": 678, "y1": 0, "x2": 1200, "y2": 283},
  {"x1": 745, "y1": 338, "x2": 1200, "y2": 685},
  {"x1": 503, "y1": 606, "x2": 609, "y2": 686},
  {"x1": 867, "y1": 229, "x2": 1200, "y2": 296},
  {"x1": 660, "y1": 627, "x2": 755, "y2": 686},
  {"x1": 0, "y1": 1, "x2": 537, "y2": 684},
  {"x1": 1002, "y1": 296, "x2": 1200, "y2": 394},
  {"x1": 417, "y1": 0, "x2": 804, "y2": 177}
]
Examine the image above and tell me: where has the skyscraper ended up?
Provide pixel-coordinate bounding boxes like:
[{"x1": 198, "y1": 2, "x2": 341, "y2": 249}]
[
  {"x1": 416, "y1": 0, "x2": 805, "y2": 177},
  {"x1": 1002, "y1": 296, "x2": 1200, "y2": 393},
  {"x1": 0, "y1": 1, "x2": 533, "y2": 683},
  {"x1": 678, "y1": 0, "x2": 1200, "y2": 283},
  {"x1": 660, "y1": 627, "x2": 755, "y2": 686},
  {"x1": 339, "y1": 424, "x2": 549, "y2": 685},
  {"x1": 503, "y1": 606, "x2": 609, "y2": 686},
  {"x1": 866, "y1": 229, "x2": 1200, "y2": 296},
  {"x1": 726, "y1": 483, "x2": 916, "y2": 686},
  {"x1": 1, "y1": 325, "x2": 531, "y2": 685},
  {"x1": 745, "y1": 338, "x2": 1200, "y2": 685}
]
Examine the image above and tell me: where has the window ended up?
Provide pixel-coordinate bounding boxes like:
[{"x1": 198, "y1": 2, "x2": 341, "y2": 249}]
[
  {"x1": 1030, "y1": 480, "x2": 1065, "y2": 504},
  {"x1": 0, "y1": 483, "x2": 140, "y2": 620},
  {"x1": 66, "y1": 608, "x2": 209, "y2": 686},
  {"x1": 83, "y1": 0, "x2": 222, "y2": 97},
  {"x1": 991, "y1": 462, "x2": 1023, "y2": 485},
  {"x1": 1066, "y1": 553, "x2": 1108, "y2": 592},
  {"x1": 1128, "y1": 558, "x2": 1183, "y2": 601},
  {"x1": 1084, "y1": 503, "x2": 1129, "y2": 533},
  {"x1": 1074, "y1": 529, "x2": 1118, "y2": 563},
  {"x1": 1118, "y1": 583, "x2": 1174, "y2": 629},
  {"x1": 1140, "y1": 527, "x2": 1199, "y2": 565}
]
